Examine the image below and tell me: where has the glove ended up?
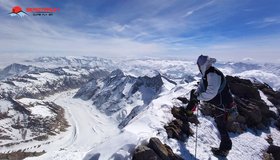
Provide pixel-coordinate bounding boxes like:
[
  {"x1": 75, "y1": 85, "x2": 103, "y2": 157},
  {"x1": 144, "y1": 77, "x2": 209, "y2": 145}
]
[
  {"x1": 190, "y1": 89, "x2": 199, "y2": 103},
  {"x1": 227, "y1": 106, "x2": 239, "y2": 121}
]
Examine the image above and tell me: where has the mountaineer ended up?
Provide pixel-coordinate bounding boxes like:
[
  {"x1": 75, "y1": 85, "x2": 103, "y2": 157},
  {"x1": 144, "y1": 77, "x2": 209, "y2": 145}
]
[{"x1": 187, "y1": 55, "x2": 238, "y2": 157}]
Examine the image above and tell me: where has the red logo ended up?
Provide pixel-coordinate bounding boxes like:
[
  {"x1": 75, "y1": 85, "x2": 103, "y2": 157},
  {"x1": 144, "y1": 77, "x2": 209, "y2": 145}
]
[
  {"x1": 9, "y1": 6, "x2": 60, "y2": 17},
  {"x1": 9, "y1": 6, "x2": 28, "y2": 17},
  {"x1": 26, "y1": 7, "x2": 60, "y2": 16}
]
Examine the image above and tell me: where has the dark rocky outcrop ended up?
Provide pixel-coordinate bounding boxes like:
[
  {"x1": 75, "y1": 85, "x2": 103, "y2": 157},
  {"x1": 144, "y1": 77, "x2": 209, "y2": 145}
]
[
  {"x1": 267, "y1": 145, "x2": 280, "y2": 160},
  {"x1": 226, "y1": 76, "x2": 261, "y2": 99},
  {"x1": 133, "y1": 145, "x2": 161, "y2": 160},
  {"x1": 265, "y1": 135, "x2": 280, "y2": 160},
  {"x1": 225, "y1": 76, "x2": 278, "y2": 131},
  {"x1": 0, "y1": 151, "x2": 45, "y2": 160},
  {"x1": 164, "y1": 107, "x2": 198, "y2": 141},
  {"x1": 132, "y1": 137, "x2": 183, "y2": 160}
]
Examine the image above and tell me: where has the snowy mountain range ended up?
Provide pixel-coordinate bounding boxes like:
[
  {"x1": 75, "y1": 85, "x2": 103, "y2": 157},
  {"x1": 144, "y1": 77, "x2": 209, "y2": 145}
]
[{"x1": 0, "y1": 56, "x2": 279, "y2": 160}]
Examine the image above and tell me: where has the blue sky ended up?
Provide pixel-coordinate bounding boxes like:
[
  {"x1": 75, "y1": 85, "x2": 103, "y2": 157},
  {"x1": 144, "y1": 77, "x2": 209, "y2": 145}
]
[{"x1": 0, "y1": 0, "x2": 280, "y2": 62}]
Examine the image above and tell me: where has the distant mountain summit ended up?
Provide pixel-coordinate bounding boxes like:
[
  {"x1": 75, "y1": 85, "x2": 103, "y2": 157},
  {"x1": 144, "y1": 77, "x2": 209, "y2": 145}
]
[{"x1": 0, "y1": 63, "x2": 36, "y2": 80}]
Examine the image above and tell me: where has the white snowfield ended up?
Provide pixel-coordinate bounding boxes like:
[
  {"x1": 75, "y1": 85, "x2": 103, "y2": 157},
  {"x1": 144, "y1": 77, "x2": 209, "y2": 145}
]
[{"x1": 0, "y1": 57, "x2": 279, "y2": 160}]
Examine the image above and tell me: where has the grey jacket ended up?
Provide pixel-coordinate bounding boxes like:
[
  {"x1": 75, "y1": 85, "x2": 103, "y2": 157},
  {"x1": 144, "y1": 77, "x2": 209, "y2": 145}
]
[{"x1": 196, "y1": 58, "x2": 221, "y2": 101}]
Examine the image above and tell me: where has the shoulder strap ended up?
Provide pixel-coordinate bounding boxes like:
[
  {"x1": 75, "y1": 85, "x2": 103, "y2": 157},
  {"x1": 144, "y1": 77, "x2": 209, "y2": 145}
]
[{"x1": 204, "y1": 66, "x2": 221, "y2": 77}]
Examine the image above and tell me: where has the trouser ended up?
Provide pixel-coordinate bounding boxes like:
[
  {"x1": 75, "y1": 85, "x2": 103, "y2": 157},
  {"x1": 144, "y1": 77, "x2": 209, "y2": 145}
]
[{"x1": 215, "y1": 112, "x2": 232, "y2": 151}]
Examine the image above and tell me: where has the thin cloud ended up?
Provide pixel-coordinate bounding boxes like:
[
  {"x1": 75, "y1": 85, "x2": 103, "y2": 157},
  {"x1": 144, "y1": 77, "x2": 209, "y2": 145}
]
[
  {"x1": 246, "y1": 16, "x2": 280, "y2": 28},
  {"x1": 0, "y1": 19, "x2": 167, "y2": 57},
  {"x1": 182, "y1": 0, "x2": 215, "y2": 18}
]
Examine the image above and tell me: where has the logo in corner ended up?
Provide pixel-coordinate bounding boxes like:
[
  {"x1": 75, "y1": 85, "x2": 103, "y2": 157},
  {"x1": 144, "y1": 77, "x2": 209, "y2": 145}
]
[{"x1": 9, "y1": 6, "x2": 28, "y2": 17}]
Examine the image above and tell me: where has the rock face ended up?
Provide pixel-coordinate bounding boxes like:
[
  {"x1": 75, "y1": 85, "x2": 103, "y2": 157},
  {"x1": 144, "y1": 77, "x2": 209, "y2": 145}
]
[
  {"x1": 226, "y1": 76, "x2": 278, "y2": 130},
  {"x1": 227, "y1": 76, "x2": 262, "y2": 124},
  {"x1": 132, "y1": 137, "x2": 183, "y2": 160},
  {"x1": 164, "y1": 107, "x2": 198, "y2": 141}
]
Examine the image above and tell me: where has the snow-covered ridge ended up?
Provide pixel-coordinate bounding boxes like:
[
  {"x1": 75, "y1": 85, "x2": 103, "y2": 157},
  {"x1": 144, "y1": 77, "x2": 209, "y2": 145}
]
[
  {"x1": 24, "y1": 56, "x2": 117, "y2": 71},
  {"x1": 0, "y1": 65, "x2": 108, "y2": 99},
  {"x1": 75, "y1": 69, "x2": 165, "y2": 126}
]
